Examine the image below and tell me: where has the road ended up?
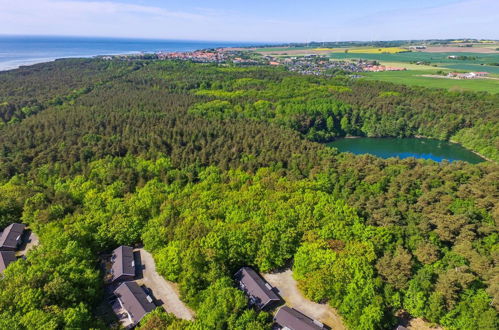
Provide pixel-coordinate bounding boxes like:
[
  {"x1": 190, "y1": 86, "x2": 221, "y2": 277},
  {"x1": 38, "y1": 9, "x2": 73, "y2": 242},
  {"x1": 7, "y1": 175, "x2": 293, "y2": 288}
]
[
  {"x1": 16, "y1": 230, "x2": 39, "y2": 257},
  {"x1": 135, "y1": 248, "x2": 194, "y2": 321},
  {"x1": 263, "y1": 269, "x2": 346, "y2": 330},
  {"x1": 263, "y1": 269, "x2": 441, "y2": 330}
]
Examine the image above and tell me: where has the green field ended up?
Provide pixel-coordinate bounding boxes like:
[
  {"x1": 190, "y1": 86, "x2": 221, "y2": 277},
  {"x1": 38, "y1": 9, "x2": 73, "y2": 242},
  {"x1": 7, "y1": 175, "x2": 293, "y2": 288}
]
[
  {"x1": 257, "y1": 47, "x2": 499, "y2": 73},
  {"x1": 254, "y1": 46, "x2": 314, "y2": 52},
  {"x1": 329, "y1": 51, "x2": 499, "y2": 64},
  {"x1": 329, "y1": 52, "x2": 499, "y2": 72},
  {"x1": 362, "y1": 70, "x2": 499, "y2": 93},
  {"x1": 442, "y1": 63, "x2": 499, "y2": 74}
]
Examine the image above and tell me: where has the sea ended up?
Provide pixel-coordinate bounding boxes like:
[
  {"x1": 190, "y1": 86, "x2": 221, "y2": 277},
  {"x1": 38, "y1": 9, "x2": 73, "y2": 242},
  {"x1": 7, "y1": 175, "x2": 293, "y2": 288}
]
[{"x1": 0, "y1": 36, "x2": 262, "y2": 71}]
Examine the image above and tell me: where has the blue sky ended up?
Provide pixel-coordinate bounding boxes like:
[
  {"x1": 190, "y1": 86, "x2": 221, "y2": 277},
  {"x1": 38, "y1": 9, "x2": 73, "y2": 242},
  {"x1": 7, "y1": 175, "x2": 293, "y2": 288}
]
[{"x1": 0, "y1": 0, "x2": 498, "y2": 42}]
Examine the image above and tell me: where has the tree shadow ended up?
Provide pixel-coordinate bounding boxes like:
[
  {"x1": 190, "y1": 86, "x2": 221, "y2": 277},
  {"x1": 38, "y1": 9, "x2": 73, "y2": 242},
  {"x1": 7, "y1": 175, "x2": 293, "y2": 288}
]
[{"x1": 134, "y1": 250, "x2": 144, "y2": 279}]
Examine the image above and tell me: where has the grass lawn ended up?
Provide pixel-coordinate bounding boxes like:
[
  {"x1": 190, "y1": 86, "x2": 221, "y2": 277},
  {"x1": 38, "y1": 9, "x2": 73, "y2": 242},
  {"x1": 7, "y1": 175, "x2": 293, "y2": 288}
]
[{"x1": 362, "y1": 70, "x2": 499, "y2": 93}]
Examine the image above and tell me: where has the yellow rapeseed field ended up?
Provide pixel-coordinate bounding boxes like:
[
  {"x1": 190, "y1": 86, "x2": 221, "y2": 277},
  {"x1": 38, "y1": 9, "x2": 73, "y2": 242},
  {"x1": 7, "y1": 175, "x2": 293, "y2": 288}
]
[
  {"x1": 313, "y1": 47, "x2": 409, "y2": 54},
  {"x1": 346, "y1": 47, "x2": 409, "y2": 54}
]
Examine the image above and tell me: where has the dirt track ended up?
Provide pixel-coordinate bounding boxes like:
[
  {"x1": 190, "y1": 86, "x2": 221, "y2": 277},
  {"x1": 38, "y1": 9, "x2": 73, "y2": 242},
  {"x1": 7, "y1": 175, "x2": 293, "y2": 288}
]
[
  {"x1": 136, "y1": 248, "x2": 194, "y2": 320},
  {"x1": 263, "y1": 269, "x2": 346, "y2": 330},
  {"x1": 263, "y1": 269, "x2": 442, "y2": 330},
  {"x1": 407, "y1": 318, "x2": 443, "y2": 330}
]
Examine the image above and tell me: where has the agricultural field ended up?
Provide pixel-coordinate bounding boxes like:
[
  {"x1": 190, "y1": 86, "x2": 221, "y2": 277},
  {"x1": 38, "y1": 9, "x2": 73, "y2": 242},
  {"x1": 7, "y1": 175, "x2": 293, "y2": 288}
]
[
  {"x1": 254, "y1": 46, "x2": 315, "y2": 52},
  {"x1": 329, "y1": 51, "x2": 499, "y2": 73},
  {"x1": 376, "y1": 61, "x2": 441, "y2": 70},
  {"x1": 312, "y1": 47, "x2": 408, "y2": 54},
  {"x1": 361, "y1": 69, "x2": 499, "y2": 93},
  {"x1": 329, "y1": 51, "x2": 499, "y2": 64},
  {"x1": 255, "y1": 46, "x2": 411, "y2": 55},
  {"x1": 342, "y1": 47, "x2": 408, "y2": 54},
  {"x1": 443, "y1": 63, "x2": 499, "y2": 74}
]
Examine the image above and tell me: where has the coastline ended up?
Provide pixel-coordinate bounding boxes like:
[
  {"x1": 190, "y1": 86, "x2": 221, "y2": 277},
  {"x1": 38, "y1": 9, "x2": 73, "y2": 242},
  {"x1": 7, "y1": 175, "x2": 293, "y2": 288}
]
[
  {"x1": 0, "y1": 51, "x2": 141, "y2": 72},
  {"x1": 0, "y1": 36, "x2": 262, "y2": 73}
]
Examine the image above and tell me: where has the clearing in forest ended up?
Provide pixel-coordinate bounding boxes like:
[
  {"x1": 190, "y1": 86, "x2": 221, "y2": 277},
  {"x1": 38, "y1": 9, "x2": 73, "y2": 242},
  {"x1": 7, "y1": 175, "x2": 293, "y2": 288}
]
[
  {"x1": 135, "y1": 248, "x2": 194, "y2": 320},
  {"x1": 263, "y1": 269, "x2": 346, "y2": 330}
]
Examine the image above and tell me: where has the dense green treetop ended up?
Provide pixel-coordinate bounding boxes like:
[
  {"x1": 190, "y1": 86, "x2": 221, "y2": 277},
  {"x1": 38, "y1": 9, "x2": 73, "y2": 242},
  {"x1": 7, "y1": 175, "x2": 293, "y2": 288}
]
[{"x1": 0, "y1": 59, "x2": 497, "y2": 329}]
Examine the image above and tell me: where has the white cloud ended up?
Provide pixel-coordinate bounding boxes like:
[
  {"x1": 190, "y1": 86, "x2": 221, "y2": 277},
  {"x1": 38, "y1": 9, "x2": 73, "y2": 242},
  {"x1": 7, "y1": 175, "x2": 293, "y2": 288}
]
[
  {"x1": 0, "y1": 0, "x2": 497, "y2": 41},
  {"x1": 0, "y1": 0, "x2": 212, "y2": 39},
  {"x1": 1, "y1": 0, "x2": 206, "y2": 19},
  {"x1": 340, "y1": 0, "x2": 499, "y2": 40}
]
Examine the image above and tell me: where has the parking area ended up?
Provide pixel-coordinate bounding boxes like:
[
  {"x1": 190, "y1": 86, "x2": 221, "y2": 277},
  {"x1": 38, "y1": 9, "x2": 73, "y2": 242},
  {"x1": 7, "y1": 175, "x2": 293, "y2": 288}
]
[
  {"x1": 263, "y1": 269, "x2": 346, "y2": 330},
  {"x1": 16, "y1": 229, "x2": 39, "y2": 257},
  {"x1": 406, "y1": 318, "x2": 442, "y2": 330},
  {"x1": 135, "y1": 248, "x2": 194, "y2": 320}
]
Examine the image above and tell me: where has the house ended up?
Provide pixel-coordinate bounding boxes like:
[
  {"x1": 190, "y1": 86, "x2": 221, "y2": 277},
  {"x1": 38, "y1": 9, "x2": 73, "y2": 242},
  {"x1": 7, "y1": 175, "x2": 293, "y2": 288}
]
[
  {"x1": 113, "y1": 281, "x2": 156, "y2": 327},
  {"x1": 274, "y1": 306, "x2": 326, "y2": 330},
  {"x1": 0, "y1": 223, "x2": 25, "y2": 251},
  {"x1": 234, "y1": 267, "x2": 281, "y2": 310},
  {"x1": 111, "y1": 246, "x2": 136, "y2": 282},
  {"x1": 0, "y1": 251, "x2": 17, "y2": 273}
]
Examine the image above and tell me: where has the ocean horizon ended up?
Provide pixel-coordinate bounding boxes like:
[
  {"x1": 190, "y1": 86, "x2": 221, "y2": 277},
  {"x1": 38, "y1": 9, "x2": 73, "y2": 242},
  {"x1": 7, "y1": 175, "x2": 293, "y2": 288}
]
[{"x1": 0, "y1": 35, "x2": 264, "y2": 71}]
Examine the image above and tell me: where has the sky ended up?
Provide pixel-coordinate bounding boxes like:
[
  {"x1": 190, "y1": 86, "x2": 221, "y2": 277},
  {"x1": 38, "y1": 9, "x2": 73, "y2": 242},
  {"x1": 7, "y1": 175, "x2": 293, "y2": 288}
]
[{"x1": 0, "y1": 0, "x2": 498, "y2": 42}]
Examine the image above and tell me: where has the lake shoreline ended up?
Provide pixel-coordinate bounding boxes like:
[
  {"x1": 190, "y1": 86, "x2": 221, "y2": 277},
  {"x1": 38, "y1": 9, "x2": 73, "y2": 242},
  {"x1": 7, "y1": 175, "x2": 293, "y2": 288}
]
[
  {"x1": 449, "y1": 139, "x2": 493, "y2": 162},
  {"x1": 333, "y1": 135, "x2": 491, "y2": 163},
  {"x1": 327, "y1": 137, "x2": 486, "y2": 164}
]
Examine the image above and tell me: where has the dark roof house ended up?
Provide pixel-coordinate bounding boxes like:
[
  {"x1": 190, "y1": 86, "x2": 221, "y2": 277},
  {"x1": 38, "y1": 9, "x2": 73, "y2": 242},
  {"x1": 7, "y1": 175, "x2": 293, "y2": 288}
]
[
  {"x1": 274, "y1": 306, "x2": 326, "y2": 330},
  {"x1": 114, "y1": 281, "x2": 155, "y2": 326},
  {"x1": 0, "y1": 251, "x2": 17, "y2": 273},
  {"x1": 234, "y1": 267, "x2": 281, "y2": 310},
  {"x1": 111, "y1": 246, "x2": 136, "y2": 282},
  {"x1": 0, "y1": 223, "x2": 25, "y2": 251}
]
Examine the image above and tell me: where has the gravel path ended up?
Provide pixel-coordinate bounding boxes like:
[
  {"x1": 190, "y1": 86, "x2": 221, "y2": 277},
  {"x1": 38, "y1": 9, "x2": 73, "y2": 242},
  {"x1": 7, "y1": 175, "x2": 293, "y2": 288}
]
[
  {"x1": 16, "y1": 230, "x2": 39, "y2": 257},
  {"x1": 407, "y1": 318, "x2": 442, "y2": 330},
  {"x1": 135, "y1": 248, "x2": 194, "y2": 320},
  {"x1": 263, "y1": 269, "x2": 346, "y2": 330}
]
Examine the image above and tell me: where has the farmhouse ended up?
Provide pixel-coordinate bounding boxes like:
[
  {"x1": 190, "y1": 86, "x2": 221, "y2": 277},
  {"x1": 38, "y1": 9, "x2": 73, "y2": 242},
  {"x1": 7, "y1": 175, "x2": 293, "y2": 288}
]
[
  {"x1": 0, "y1": 251, "x2": 17, "y2": 273},
  {"x1": 274, "y1": 306, "x2": 326, "y2": 330},
  {"x1": 447, "y1": 71, "x2": 489, "y2": 79},
  {"x1": 111, "y1": 246, "x2": 136, "y2": 282},
  {"x1": 113, "y1": 281, "x2": 156, "y2": 327},
  {"x1": 0, "y1": 223, "x2": 25, "y2": 251},
  {"x1": 235, "y1": 267, "x2": 281, "y2": 310}
]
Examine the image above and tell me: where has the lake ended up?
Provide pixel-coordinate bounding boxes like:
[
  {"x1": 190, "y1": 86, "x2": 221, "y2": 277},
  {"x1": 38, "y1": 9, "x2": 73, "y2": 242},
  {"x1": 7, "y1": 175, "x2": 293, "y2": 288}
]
[{"x1": 327, "y1": 138, "x2": 485, "y2": 164}]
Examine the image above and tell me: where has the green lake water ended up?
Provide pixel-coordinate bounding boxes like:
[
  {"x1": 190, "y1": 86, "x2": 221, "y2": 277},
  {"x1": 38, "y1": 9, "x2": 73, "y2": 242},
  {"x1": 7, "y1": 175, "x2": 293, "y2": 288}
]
[{"x1": 327, "y1": 138, "x2": 485, "y2": 164}]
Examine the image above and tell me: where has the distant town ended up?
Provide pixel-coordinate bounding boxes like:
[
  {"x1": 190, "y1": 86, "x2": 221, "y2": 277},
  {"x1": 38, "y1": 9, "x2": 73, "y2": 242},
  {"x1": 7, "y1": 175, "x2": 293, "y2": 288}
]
[
  {"x1": 99, "y1": 49, "x2": 411, "y2": 75},
  {"x1": 99, "y1": 44, "x2": 494, "y2": 82}
]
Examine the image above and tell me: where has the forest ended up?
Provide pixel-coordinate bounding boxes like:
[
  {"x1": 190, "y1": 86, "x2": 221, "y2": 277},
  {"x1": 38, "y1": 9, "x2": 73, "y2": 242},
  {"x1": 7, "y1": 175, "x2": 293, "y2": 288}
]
[{"x1": 0, "y1": 58, "x2": 497, "y2": 330}]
